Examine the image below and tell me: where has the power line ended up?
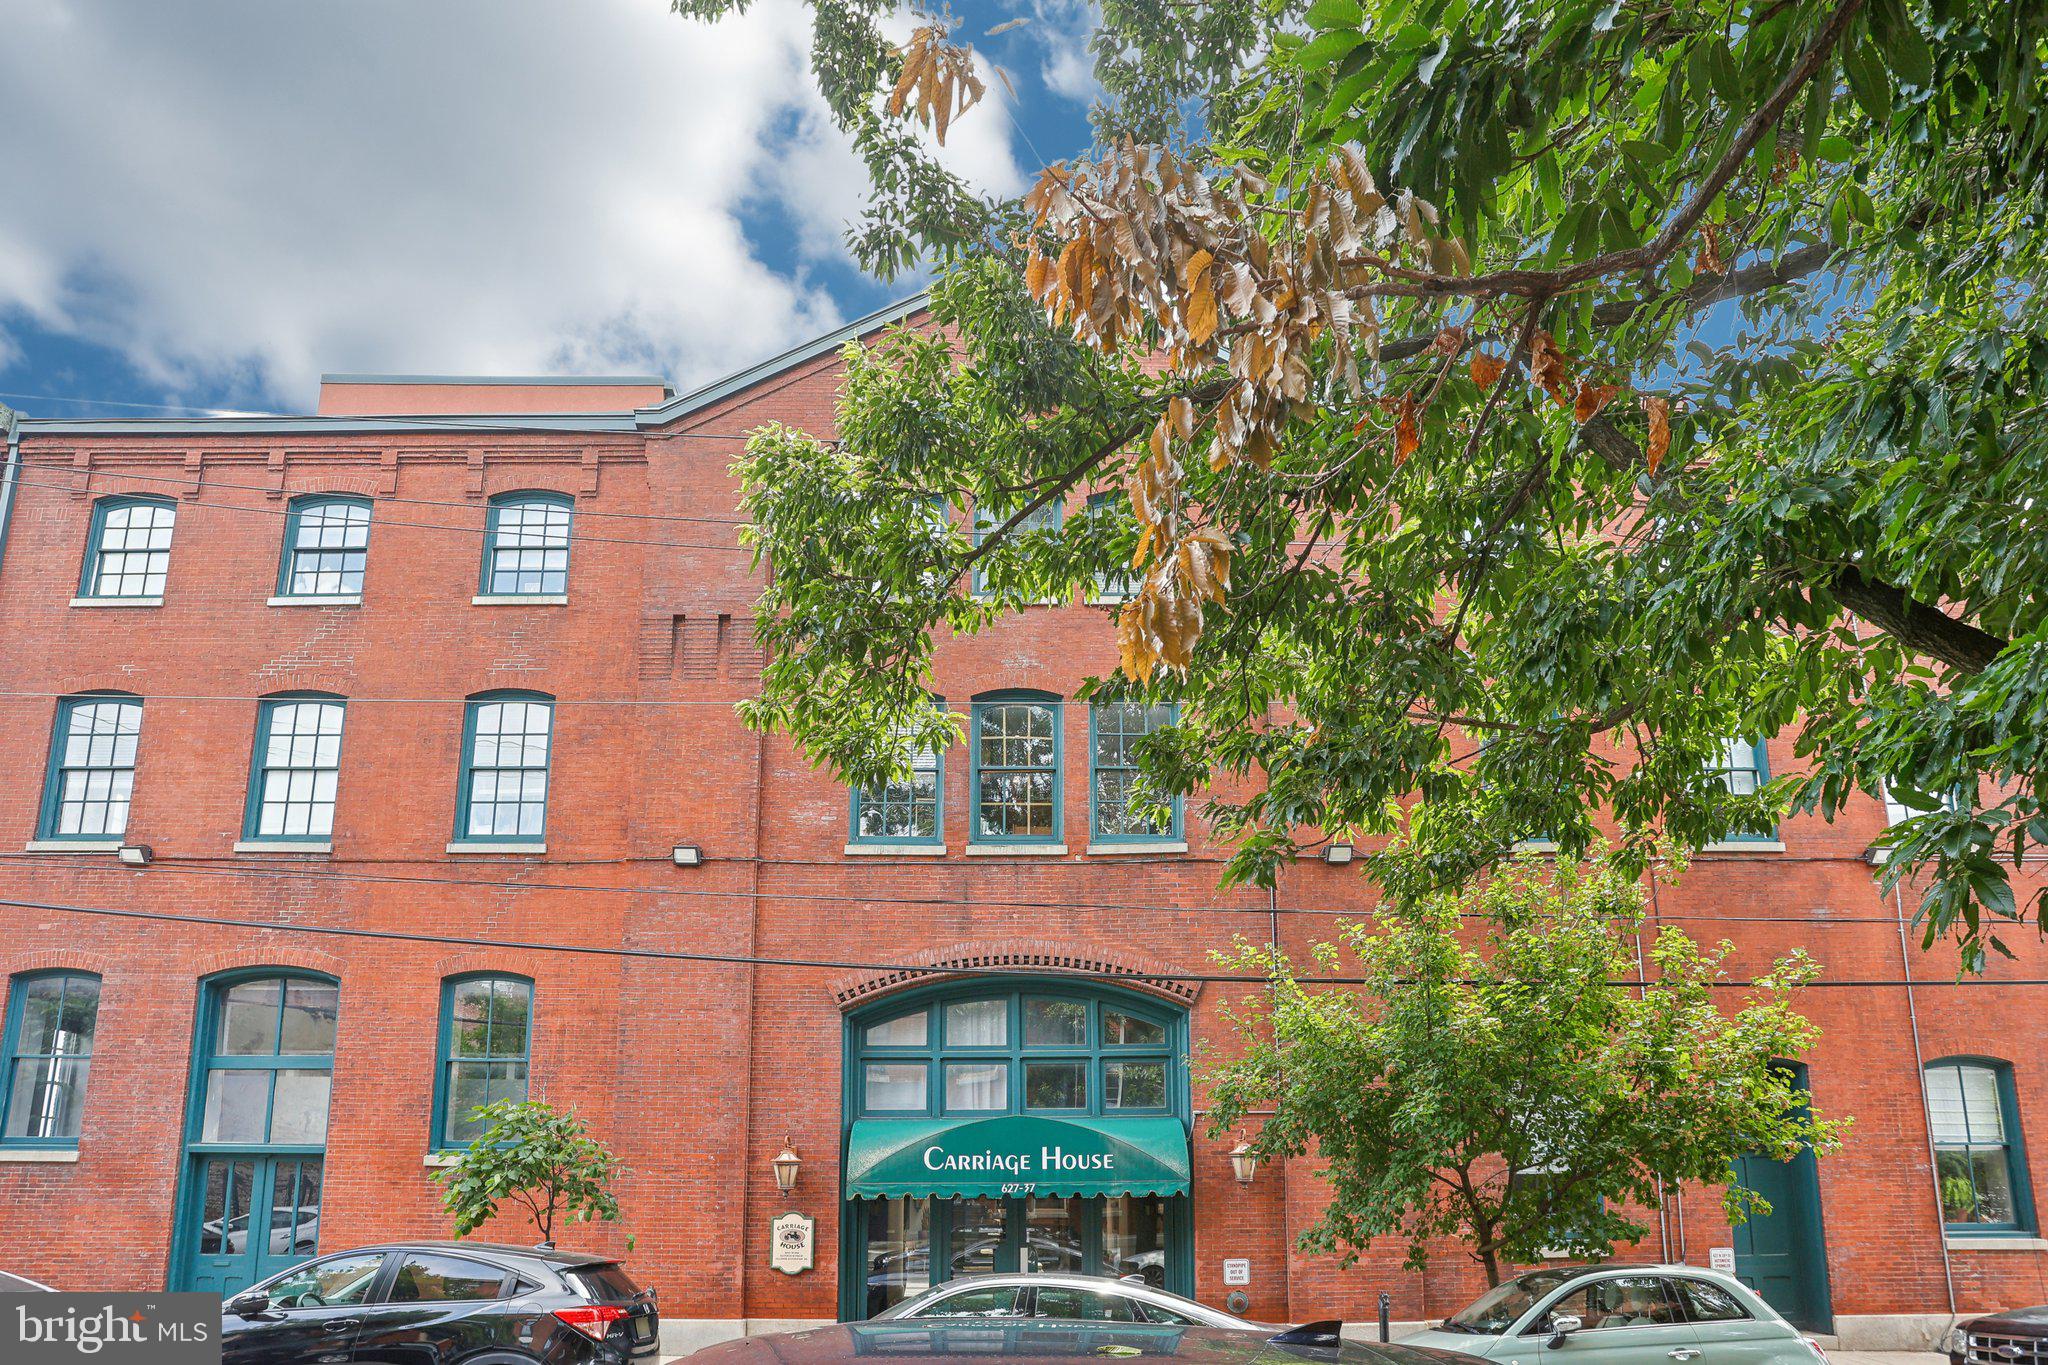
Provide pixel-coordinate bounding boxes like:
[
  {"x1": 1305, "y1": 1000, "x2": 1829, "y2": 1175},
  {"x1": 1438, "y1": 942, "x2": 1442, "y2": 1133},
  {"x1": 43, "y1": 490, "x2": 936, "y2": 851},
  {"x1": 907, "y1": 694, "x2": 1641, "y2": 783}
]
[
  {"x1": 3, "y1": 474, "x2": 751, "y2": 553},
  {"x1": 0, "y1": 690, "x2": 748, "y2": 707},
  {"x1": 0, "y1": 894, "x2": 2032, "y2": 989},
  {"x1": 0, "y1": 849, "x2": 1971, "y2": 929}
]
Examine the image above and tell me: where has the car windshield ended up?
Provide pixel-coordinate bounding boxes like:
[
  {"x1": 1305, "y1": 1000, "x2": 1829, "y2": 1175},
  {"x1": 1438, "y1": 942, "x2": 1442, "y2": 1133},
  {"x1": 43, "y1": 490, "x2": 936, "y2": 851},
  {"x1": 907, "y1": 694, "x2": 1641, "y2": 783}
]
[{"x1": 1443, "y1": 1271, "x2": 1578, "y2": 1335}]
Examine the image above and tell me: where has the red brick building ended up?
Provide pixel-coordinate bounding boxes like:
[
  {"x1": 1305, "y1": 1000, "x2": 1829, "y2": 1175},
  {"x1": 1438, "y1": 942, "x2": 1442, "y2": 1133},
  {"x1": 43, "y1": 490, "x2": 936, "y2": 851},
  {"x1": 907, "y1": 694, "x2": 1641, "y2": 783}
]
[{"x1": 0, "y1": 301, "x2": 2042, "y2": 1351}]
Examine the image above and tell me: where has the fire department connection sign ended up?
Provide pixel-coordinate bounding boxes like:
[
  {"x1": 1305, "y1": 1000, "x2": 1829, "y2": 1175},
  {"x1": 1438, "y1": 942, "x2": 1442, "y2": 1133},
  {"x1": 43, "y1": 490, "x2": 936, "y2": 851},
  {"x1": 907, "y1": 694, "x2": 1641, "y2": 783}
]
[{"x1": 771, "y1": 1212, "x2": 816, "y2": 1275}]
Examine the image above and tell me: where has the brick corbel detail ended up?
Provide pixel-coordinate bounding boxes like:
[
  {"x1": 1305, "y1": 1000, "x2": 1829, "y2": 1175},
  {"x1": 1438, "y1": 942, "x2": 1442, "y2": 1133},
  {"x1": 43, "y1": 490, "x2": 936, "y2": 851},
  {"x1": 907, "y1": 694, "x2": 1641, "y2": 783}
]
[{"x1": 831, "y1": 940, "x2": 1200, "y2": 1009}]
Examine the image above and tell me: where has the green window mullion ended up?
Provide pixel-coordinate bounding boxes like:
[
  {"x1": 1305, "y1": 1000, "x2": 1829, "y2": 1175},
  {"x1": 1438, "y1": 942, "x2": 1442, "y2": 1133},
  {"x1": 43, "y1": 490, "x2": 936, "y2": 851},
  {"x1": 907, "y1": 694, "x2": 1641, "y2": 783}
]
[
  {"x1": 80, "y1": 496, "x2": 176, "y2": 600},
  {"x1": 480, "y1": 492, "x2": 573, "y2": 596},
  {"x1": 39, "y1": 695, "x2": 143, "y2": 840},
  {"x1": 0, "y1": 971, "x2": 102, "y2": 1148},
  {"x1": 970, "y1": 697, "x2": 1063, "y2": 844},
  {"x1": 1088, "y1": 703, "x2": 1180, "y2": 842}
]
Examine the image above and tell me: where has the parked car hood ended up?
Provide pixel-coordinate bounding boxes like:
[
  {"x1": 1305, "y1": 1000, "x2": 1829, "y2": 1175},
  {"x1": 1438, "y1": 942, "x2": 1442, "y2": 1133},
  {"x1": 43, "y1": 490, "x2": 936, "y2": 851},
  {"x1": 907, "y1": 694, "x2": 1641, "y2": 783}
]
[
  {"x1": 1968, "y1": 1307, "x2": 2048, "y2": 1334},
  {"x1": 1396, "y1": 1329, "x2": 1497, "y2": 1358},
  {"x1": 695, "y1": 1322, "x2": 1477, "y2": 1365}
]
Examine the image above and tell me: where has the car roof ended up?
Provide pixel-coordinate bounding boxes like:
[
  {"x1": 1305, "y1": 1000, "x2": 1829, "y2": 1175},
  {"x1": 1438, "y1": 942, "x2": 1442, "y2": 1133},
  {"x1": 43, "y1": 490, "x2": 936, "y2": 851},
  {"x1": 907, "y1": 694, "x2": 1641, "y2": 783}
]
[
  {"x1": 340, "y1": 1241, "x2": 621, "y2": 1268},
  {"x1": 703, "y1": 1321, "x2": 1470, "y2": 1365}
]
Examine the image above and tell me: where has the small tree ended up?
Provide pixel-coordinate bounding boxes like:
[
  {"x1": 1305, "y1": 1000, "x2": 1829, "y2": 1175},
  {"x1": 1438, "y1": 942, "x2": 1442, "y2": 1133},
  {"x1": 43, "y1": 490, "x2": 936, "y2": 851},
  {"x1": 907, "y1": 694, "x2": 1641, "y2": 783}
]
[
  {"x1": 1205, "y1": 860, "x2": 1844, "y2": 1286},
  {"x1": 433, "y1": 1099, "x2": 625, "y2": 1247}
]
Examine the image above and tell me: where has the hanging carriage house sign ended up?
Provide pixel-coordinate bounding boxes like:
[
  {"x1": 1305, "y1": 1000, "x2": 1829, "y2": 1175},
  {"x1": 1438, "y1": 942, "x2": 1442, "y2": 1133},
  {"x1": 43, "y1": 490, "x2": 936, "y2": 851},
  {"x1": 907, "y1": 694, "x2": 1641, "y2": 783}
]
[{"x1": 770, "y1": 1212, "x2": 816, "y2": 1275}]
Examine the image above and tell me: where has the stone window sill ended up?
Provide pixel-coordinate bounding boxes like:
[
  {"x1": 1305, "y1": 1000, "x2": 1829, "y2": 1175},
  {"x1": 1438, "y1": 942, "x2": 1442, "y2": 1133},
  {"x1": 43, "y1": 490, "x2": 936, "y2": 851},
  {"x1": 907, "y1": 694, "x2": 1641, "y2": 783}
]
[
  {"x1": 234, "y1": 840, "x2": 333, "y2": 854},
  {"x1": 70, "y1": 596, "x2": 162, "y2": 608},
  {"x1": 267, "y1": 594, "x2": 361, "y2": 607},
  {"x1": 1086, "y1": 841, "x2": 1187, "y2": 856},
  {"x1": 845, "y1": 843, "x2": 947, "y2": 856},
  {"x1": 964, "y1": 843, "x2": 1068, "y2": 856},
  {"x1": 472, "y1": 594, "x2": 568, "y2": 606},
  {"x1": 0, "y1": 1148, "x2": 80, "y2": 1163},
  {"x1": 422, "y1": 1152, "x2": 462, "y2": 1169},
  {"x1": 23, "y1": 839, "x2": 122, "y2": 853},
  {"x1": 1514, "y1": 840, "x2": 1560, "y2": 854},
  {"x1": 1702, "y1": 839, "x2": 1787, "y2": 853},
  {"x1": 1945, "y1": 1234, "x2": 2048, "y2": 1251},
  {"x1": 446, "y1": 841, "x2": 547, "y2": 854}
]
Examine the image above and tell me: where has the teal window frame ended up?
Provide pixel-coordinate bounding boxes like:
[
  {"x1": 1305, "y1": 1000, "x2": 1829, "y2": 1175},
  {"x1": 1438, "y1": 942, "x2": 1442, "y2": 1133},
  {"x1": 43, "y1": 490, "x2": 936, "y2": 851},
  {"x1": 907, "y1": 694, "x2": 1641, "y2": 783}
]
[
  {"x1": 971, "y1": 500, "x2": 1062, "y2": 600},
  {"x1": 431, "y1": 973, "x2": 534, "y2": 1150},
  {"x1": 1714, "y1": 735, "x2": 1777, "y2": 841},
  {"x1": 184, "y1": 970, "x2": 339, "y2": 1157},
  {"x1": 849, "y1": 699, "x2": 948, "y2": 847},
  {"x1": 969, "y1": 690, "x2": 1064, "y2": 845},
  {"x1": 850, "y1": 981, "x2": 1183, "y2": 1120},
  {"x1": 242, "y1": 694, "x2": 347, "y2": 842},
  {"x1": 79, "y1": 495, "x2": 176, "y2": 599},
  {"x1": 454, "y1": 690, "x2": 555, "y2": 844},
  {"x1": 1088, "y1": 702, "x2": 1181, "y2": 843},
  {"x1": 38, "y1": 692, "x2": 143, "y2": 840},
  {"x1": 1926, "y1": 1056, "x2": 2035, "y2": 1234},
  {"x1": 276, "y1": 495, "x2": 372, "y2": 598},
  {"x1": 1085, "y1": 492, "x2": 1138, "y2": 604},
  {"x1": 479, "y1": 491, "x2": 573, "y2": 596},
  {"x1": 0, "y1": 970, "x2": 102, "y2": 1149}
]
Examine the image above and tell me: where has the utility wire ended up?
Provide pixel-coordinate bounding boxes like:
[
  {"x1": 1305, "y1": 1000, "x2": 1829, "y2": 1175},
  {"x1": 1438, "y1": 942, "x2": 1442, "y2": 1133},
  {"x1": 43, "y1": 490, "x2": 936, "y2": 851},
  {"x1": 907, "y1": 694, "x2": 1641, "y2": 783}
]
[
  {"x1": 0, "y1": 894, "x2": 2031, "y2": 990},
  {"x1": 0, "y1": 850, "x2": 1977, "y2": 929}
]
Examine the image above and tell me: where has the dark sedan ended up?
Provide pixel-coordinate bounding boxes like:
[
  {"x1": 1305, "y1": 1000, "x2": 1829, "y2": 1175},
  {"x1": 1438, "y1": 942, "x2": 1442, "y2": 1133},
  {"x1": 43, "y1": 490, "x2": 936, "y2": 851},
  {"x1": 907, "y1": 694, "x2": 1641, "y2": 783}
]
[
  {"x1": 1949, "y1": 1307, "x2": 2048, "y2": 1365},
  {"x1": 220, "y1": 1241, "x2": 658, "y2": 1365},
  {"x1": 694, "y1": 1318, "x2": 1474, "y2": 1365}
]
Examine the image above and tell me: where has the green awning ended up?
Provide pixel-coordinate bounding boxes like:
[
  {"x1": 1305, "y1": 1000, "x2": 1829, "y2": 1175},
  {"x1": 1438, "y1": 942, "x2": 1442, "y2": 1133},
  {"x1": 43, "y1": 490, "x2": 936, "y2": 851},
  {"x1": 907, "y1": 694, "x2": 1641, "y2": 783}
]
[{"x1": 845, "y1": 1115, "x2": 1191, "y2": 1200}]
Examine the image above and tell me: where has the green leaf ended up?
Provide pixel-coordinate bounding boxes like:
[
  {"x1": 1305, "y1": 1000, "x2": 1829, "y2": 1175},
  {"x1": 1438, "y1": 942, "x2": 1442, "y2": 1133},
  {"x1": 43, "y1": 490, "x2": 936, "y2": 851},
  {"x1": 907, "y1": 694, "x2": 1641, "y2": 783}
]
[
  {"x1": 1296, "y1": 28, "x2": 1367, "y2": 72},
  {"x1": 1304, "y1": 0, "x2": 1363, "y2": 33}
]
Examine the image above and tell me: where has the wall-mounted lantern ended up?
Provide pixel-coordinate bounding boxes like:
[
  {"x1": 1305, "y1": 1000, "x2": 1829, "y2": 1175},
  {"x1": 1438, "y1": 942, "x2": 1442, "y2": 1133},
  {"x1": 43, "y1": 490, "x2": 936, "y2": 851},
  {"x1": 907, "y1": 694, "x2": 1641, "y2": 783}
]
[
  {"x1": 772, "y1": 1139, "x2": 802, "y2": 1196},
  {"x1": 1230, "y1": 1139, "x2": 1260, "y2": 1186}
]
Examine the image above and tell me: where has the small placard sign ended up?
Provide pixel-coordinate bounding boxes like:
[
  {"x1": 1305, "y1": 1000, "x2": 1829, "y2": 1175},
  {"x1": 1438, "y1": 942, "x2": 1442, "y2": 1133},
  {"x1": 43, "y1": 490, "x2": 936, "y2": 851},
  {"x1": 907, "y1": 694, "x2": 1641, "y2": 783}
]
[
  {"x1": 1708, "y1": 1246, "x2": 1736, "y2": 1274},
  {"x1": 771, "y1": 1212, "x2": 816, "y2": 1275},
  {"x1": 1222, "y1": 1258, "x2": 1251, "y2": 1286}
]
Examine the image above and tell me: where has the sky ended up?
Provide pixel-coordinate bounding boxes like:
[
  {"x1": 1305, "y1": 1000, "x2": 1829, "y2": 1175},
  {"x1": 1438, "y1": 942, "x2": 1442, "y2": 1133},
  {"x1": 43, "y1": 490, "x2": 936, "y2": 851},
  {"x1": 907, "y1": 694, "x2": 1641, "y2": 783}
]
[{"x1": 0, "y1": 0, "x2": 1099, "y2": 419}]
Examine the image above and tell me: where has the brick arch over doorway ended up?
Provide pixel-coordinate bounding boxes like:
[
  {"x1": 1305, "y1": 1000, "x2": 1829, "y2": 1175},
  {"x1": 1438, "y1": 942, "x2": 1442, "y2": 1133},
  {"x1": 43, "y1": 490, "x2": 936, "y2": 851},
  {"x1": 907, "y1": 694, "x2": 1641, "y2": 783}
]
[{"x1": 829, "y1": 940, "x2": 1201, "y2": 1009}]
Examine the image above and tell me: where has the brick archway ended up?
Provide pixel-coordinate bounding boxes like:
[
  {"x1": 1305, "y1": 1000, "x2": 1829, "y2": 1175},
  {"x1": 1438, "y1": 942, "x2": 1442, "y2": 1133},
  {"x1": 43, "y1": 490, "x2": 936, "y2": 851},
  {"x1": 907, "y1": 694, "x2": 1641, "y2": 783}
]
[{"x1": 829, "y1": 939, "x2": 1200, "y2": 1009}]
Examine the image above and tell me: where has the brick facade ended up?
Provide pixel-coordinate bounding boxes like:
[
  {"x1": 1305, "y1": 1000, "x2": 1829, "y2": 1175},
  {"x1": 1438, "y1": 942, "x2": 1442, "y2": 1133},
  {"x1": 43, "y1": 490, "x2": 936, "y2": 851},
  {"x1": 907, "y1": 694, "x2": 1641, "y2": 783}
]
[{"x1": 1, "y1": 321, "x2": 2043, "y2": 1347}]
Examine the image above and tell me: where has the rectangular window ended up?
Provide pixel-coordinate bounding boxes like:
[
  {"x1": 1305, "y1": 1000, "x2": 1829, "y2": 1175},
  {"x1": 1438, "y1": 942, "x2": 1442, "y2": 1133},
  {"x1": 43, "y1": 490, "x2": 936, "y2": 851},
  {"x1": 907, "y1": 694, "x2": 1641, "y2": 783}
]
[
  {"x1": 1, "y1": 973, "x2": 101, "y2": 1146},
  {"x1": 482, "y1": 495, "x2": 572, "y2": 596},
  {"x1": 1103, "y1": 1060, "x2": 1168, "y2": 1110},
  {"x1": 438, "y1": 976, "x2": 532, "y2": 1147},
  {"x1": 853, "y1": 713, "x2": 944, "y2": 845},
  {"x1": 972, "y1": 699, "x2": 1061, "y2": 842},
  {"x1": 1091, "y1": 703, "x2": 1179, "y2": 841},
  {"x1": 864, "y1": 1062, "x2": 928, "y2": 1112},
  {"x1": 247, "y1": 698, "x2": 345, "y2": 840},
  {"x1": 972, "y1": 501, "x2": 1061, "y2": 599},
  {"x1": 459, "y1": 697, "x2": 553, "y2": 840},
  {"x1": 41, "y1": 697, "x2": 142, "y2": 839},
  {"x1": 944, "y1": 1061, "x2": 1008, "y2": 1111},
  {"x1": 280, "y1": 498, "x2": 371, "y2": 597},
  {"x1": 1086, "y1": 492, "x2": 1139, "y2": 603},
  {"x1": 1024, "y1": 1060, "x2": 1087, "y2": 1110},
  {"x1": 1713, "y1": 736, "x2": 1776, "y2": 840},
  {"x1": 1928, "y1": 1061, "x2": 2029, "y2": 1229},
  {"x1": 82, "y1": 499, "x2": 175, "y2": 599}
]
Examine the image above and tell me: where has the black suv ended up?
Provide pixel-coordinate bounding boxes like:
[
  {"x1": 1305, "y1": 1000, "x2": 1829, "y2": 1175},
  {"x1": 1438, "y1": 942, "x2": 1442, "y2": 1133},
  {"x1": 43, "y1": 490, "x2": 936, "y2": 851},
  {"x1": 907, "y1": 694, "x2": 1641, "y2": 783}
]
[{"x1": 220, "y1": 1241, "x2": 659, "y2": 1365}]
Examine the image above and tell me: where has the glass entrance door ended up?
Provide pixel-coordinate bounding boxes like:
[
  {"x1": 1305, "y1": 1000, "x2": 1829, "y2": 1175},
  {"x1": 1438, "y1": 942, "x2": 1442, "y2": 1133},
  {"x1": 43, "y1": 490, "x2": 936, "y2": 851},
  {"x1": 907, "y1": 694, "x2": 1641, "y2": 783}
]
[{"x1": 184, "y1": 1156, "x2": 324, "y2": 1295}]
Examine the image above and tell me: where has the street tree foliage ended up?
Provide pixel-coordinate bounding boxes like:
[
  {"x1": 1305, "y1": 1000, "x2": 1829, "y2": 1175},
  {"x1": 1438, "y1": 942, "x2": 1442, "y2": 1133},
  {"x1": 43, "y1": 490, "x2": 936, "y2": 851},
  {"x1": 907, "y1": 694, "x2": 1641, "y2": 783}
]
[
  {"x1": 434, "y1": 1099, "x2": 627, "y2": 1246},
  {"x1": 688, "y1": 0, "x2": 2048, "y2": 966},
  {"x1": 1204, "y1": 860, "x2": 1841, "y2": 1286}
]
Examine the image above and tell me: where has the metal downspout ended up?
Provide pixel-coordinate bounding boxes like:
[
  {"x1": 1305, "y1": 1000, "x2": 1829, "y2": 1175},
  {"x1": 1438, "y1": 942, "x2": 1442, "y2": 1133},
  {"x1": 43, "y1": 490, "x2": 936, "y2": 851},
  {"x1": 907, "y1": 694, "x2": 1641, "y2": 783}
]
[{"x1": 1893, "y1": 877, "x2": 1960, "y2": 1324}]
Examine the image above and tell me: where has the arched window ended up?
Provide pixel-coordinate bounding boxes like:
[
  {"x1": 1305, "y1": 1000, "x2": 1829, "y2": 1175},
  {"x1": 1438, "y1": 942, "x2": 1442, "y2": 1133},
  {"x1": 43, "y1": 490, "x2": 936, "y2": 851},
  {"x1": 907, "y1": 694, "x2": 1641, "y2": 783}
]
[
  {"x1": 0, "y1": 971, "x2": 102, "y2": 1146},
  {"x1": 969, "y1": 690, "x2": 1062, "y2": 845},
  {"x1": 277, "y1": 495, "x2": 372, "y2": 599},
  {"x1": 480, "y1": 491, "x2": 573, "y2": 597},
  {"x1": 80, "y1": 495, "x2": 176, "y2": 600},
  {"x1": 39, "y1": 692, "x2": 143, "y2": 841},
  {"x1": 244, "y1": 694, "x2": 347, "y2": 842},
  {"x1": 456, "y1": 691, "x2": 555, "y2": 843},
  {"x1": 433, "y1": 974, "x2": 533, "y2": 1148},
  {"x1": 1926, "y1": 1058, "x2": 2034, "y2": 1231}
]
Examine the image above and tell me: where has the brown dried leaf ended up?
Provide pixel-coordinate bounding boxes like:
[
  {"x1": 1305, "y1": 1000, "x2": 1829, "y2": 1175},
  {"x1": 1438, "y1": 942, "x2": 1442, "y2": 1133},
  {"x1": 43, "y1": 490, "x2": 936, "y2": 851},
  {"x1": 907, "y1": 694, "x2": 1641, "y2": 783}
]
[
  {"x1": 1469, "y1": 351, "x2": 1506, "y2": 389},
  {"x1": 1393, "y1": 394, "x2": 1420, "y2": 465},
  {"x1": 1430, "y1": 325, "x2": 1467, "y2": 358},
  {"x1": 1025, "y1": 245, "x2": 1051, "y2": 301},
  {"x1": 1528, "y1": 332, "x2": 1570, "y2": 406},
  {"x1": 1573, "y1": 381, "x2": 1620, "y2": 424},
  {"x1": 1644, "y1": 395, "x2": 1672, "y2": 472},
  {"x1": 1695, "y1": 221, "x2": 1725, "y2": 276}
]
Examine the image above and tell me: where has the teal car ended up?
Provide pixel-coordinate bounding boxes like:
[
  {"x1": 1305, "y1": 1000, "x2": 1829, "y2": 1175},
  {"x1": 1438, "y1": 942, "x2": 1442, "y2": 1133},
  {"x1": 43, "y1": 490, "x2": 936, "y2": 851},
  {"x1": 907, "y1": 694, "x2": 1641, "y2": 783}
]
[{"x1": 1401, "y1": 1267, "x2": 1829, "y2": 1365}]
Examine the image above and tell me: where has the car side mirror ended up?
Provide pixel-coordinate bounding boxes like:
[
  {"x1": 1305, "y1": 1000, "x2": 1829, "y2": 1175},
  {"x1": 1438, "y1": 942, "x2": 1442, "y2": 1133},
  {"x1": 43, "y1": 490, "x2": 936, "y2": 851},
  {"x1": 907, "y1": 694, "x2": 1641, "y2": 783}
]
[
  {"x1": 1546, "y1": 1314, "x2": 1582, "y2": 1348},
  {"x1": 228, "y1": 1291, "x2": 270, "y2": 1318}
]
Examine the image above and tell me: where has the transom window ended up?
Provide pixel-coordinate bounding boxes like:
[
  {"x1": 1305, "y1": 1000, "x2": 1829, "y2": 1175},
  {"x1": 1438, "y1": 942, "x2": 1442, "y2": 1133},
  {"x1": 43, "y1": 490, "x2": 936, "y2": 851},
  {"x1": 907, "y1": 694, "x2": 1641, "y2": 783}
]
[
  {"x1": 279, "y1": 497, "x2": 371, "y2": 597},
  {"x1": 853, "y1": 707, "x2": 946, "y2": 846},
  {"x1": 1927, "y1": 1059, "x2": 2032, "y2": 1230},
  {"x1": 41, "y1": 695, "x2": 142, "y2": 839},
  {"x1": 458, "y1": 693, "x2": 553, "y2": 841},
  {"x1": 82, "y1": 497, "x2": 175, "y2": 599},
  {"x1": 198, "y1": 976, "x2": 339, "y2": 1148},
  {"x1": 1, "y1": 971, "x2": 101, "y2": 1146},
  {"x1": 436, "y1": 975, "x2": 533, "y2": 1147},
  {"x1": 247, "y1": 697, "x2": 345, "y2": 841},
  {"x1": 971, "y1": 695, "x2": 1061, "y2": 843},
  {"x1": 482, "y1": 492, "x2": 572, "y2": 596},
  {"x1": 1090, "y1": 703, "x2": 1179, "y2": 841},
  {"x1": 855, "y1": 986, "x2": 1177, "y2": 1118}
]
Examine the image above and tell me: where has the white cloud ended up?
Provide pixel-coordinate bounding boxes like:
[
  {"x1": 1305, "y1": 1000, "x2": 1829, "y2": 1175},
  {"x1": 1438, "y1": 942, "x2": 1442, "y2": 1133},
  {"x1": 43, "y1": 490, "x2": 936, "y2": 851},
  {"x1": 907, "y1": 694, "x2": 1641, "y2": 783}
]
[
  {"x1": 1029, "y1": 0, "x2": 1100, "y2": 106},
  {"x1": 0, "y1": 0, "x2": 1023, "y2": 409}
]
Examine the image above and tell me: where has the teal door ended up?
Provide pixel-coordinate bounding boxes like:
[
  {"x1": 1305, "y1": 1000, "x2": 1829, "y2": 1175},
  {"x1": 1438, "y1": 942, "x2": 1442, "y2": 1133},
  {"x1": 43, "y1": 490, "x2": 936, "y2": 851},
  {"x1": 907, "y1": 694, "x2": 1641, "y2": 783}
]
[
  {"x1": 1732, "y1": 1065, "x2": 1832, "y2": 1332},
  {"x1": 172, "y1": 975, "x2": 339, "y2": 1297}
]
